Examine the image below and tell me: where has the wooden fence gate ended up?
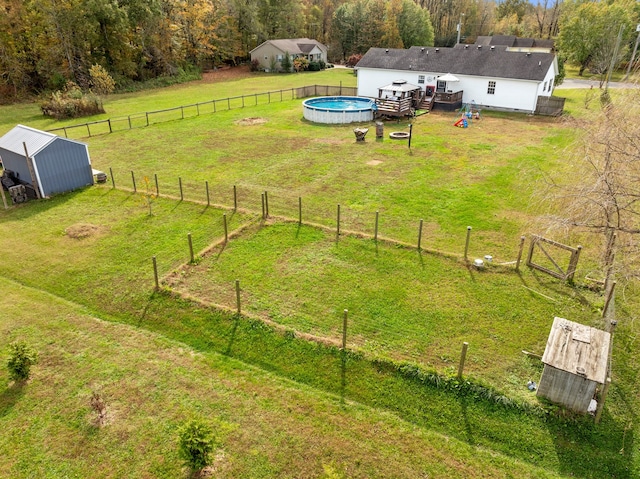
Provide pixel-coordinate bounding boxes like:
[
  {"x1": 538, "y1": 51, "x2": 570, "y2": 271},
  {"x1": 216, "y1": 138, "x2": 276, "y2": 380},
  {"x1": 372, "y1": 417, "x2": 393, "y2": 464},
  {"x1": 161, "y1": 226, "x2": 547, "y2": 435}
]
[{"x1": 526, "y1": 235, "x2": 582, "y2": 282}]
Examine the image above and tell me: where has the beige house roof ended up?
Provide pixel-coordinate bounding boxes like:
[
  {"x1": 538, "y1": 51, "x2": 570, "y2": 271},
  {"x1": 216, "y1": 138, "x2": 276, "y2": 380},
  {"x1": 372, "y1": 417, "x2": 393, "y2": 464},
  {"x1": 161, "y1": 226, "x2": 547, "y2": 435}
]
[{"x1": 250, "y1": 38, "x2": 327, "y2": 56}]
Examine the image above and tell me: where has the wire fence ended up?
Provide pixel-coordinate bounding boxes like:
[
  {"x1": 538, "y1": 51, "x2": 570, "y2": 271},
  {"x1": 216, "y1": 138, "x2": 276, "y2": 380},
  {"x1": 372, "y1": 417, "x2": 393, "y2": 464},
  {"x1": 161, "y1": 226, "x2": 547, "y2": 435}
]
[
  {"x1": 47, "y1": 84, "x2": 358, "y2": 140},
  {"x1": 99, "y1": 169, "x2": 591, "y2": 376}
]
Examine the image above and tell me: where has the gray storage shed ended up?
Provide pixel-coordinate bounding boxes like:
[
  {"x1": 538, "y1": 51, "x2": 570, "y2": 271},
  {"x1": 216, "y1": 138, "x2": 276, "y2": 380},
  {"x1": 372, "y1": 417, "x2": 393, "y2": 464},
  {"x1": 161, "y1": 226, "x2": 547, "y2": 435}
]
[
  {"x1": 0, "y1": 125, "x2": 93, "y2": 197},
  {"x1": 537, "y1": 317, "x2": 610, "y2": 413}
]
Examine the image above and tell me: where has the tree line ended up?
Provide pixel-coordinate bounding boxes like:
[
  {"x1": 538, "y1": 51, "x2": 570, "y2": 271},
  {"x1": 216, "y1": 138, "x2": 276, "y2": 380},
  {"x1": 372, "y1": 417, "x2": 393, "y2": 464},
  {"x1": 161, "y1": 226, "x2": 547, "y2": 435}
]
[{"x1": 0, "y1": 0, "x2": 638, "y2": 100}]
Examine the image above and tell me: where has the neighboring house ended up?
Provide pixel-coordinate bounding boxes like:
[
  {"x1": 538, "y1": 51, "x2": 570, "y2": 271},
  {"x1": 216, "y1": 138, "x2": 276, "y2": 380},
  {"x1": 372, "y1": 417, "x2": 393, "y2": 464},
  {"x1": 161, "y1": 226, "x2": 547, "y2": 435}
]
[
  {"x1": 250, "y1": 38, "x2": 328, "y2": 71},
  {"x1": 0, "y1": 124, "x2": 93, "y2": 198},
  {"x1": 471, "y1": 35, "x2": 555, "y2": 53},
  {"x1": 355, "y1": 45, "x2": 559, "y2": 113}
]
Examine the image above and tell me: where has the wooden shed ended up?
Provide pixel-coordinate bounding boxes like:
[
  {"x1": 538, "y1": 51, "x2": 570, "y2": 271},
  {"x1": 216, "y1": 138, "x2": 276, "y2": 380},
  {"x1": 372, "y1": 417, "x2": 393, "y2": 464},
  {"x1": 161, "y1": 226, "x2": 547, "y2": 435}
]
[{"x1": 537, "y1": 317, "x2": 610, "y2": 413}]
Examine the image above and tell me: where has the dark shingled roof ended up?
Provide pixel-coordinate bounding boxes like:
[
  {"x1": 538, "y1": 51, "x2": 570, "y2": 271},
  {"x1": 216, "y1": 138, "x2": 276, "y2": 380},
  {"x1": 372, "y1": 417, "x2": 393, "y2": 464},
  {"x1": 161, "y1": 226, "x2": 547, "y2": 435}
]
[
  {"x1": 475, "y1": 35, "x2": 554, "y2": 50},
  {"x1": 355, "y1": 46, "x2": 555, "y2": 82}
]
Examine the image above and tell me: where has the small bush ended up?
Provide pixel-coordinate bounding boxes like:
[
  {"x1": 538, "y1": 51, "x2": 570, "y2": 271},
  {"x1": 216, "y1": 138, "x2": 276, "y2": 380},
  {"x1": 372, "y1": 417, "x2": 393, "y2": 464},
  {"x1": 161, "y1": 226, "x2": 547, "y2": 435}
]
[
  {"x1": 308, "y1": 61, "x2": 321, "y2": 72},
  {"x1": 293, "y1": 57, "x2": 309, "y2": 72},
  {"x1": 89, "y1": 64, "x2": 116, "y2": 95},
  {"x1": 178, "y1": 419, "x2": 215, "y2": 472},
  {"x1": 345, "y1": 54, "x2": 362, "y2": 67},
  {"x1": 280, "y1": 52, "x2": 292, "y2": 73},
  {"x1": 318, "y1": 60, "x2": 326, "y2": 70},
  {"x1": 250, "y1": 59, "x2": 261, "y2": 72},
  {"x1": 7, "y1": 341, "x2": 38, "y2": 382}
]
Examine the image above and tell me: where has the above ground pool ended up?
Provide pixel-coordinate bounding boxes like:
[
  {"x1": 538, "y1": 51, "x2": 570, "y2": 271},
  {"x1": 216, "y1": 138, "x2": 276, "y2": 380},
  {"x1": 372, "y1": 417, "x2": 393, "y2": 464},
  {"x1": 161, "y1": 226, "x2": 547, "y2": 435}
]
[{"x1": 303, "y1": 96, "x2": 375, "y2": 124}]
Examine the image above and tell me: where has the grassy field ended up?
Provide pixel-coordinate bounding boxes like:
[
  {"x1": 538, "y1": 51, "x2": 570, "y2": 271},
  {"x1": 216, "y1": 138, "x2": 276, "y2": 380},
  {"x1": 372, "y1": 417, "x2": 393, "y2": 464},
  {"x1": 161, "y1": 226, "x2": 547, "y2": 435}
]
[{"x1": 1, "y1": 69, "x2": 639, "y2": 477}]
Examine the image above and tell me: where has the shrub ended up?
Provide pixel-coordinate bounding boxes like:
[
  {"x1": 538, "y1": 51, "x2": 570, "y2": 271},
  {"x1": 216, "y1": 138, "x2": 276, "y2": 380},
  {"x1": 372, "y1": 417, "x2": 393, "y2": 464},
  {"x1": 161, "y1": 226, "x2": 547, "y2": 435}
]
[
  {"x1": 40, "y1": 81, "x2": 105, "y2": 119},
  {"x1": 308, "y1": 61, "x2": 321, "y2": 72},
  {"x1": 250, "y1": 59, "x2": 261, "y2": 72},
  {"x1": 7, "y1": 341, "x2": 38, "y2": 382},
  {"x1": 293, "y1": 57, "x2": 309, "y2": 72},
  {"x1": 346, "y1": 54, "x2": 362, "y2": 67},
  {"x1": 178, "y1": 419, "x2": 215, "y2": 472},
  {"x1": 318, "y1": 60, "x2": 326, "y2": 70},
  {"x1": 89, "y1": 64, "x2": 116, "y2": 95},
  {"x1": 280, "y1": 52, "x2": 292, "y2": 73}
]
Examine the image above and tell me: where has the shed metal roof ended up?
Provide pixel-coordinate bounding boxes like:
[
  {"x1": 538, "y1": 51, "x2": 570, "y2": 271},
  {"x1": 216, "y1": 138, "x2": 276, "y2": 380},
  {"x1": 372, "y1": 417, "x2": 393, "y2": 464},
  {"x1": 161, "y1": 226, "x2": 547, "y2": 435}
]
[
  {"x1": 541, "y1": 317, "x2": 610, "y2": 384},
  {"x1": 0, "y1": 125, "x2": 87, "y2": 158},
  {"x1": 0, "y1": 125, "x2": 56, "y2": 157},
  {"x1": 356, "y1": 46, "x2": 555, "y2": 82}
]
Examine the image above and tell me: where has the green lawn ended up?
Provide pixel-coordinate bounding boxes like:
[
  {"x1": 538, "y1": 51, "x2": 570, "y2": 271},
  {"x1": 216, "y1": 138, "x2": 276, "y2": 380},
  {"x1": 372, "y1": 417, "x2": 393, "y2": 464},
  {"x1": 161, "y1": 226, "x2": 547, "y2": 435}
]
[{"x1": 0, "y1": 70, "x2": 638, "y2": 478}]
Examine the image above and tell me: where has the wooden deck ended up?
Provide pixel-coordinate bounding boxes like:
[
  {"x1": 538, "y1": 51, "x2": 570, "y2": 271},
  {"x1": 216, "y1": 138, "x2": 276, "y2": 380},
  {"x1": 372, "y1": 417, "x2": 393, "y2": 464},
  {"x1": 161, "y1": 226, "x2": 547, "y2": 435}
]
[
  {"x1": 374, "y1": 97, "x2": 414, "y2": 118},
  {"x1": 433, "y1": 91, "x2": 463, "y2": 111}
]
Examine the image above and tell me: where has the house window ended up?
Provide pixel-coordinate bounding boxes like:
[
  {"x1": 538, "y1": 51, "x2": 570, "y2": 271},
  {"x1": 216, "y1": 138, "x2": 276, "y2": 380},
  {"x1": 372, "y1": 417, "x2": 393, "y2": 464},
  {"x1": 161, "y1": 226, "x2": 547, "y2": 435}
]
[
  {"x1": 487, "y1": 81, "x2": 496, "y2": 95},
  {"x1": 277, "y1": 54, "x2": 283, "y2": 61},
  {"x1": 543, "y1": 81, "x2": 547, "y2": 91},
  {"x1": 418, "y1": 75, "x2": 425, "y2": 84}
]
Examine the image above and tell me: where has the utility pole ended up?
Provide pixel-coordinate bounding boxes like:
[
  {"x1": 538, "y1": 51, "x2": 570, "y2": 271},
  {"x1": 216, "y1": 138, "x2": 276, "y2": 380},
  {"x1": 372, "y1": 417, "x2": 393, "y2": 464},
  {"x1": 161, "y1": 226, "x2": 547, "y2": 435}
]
[
  {"x1": 456, "y1": 13, "x2": 465, "y2": 45},
  {"x1": 622, "y1": 24, "x2": 640, "y2": 82}
]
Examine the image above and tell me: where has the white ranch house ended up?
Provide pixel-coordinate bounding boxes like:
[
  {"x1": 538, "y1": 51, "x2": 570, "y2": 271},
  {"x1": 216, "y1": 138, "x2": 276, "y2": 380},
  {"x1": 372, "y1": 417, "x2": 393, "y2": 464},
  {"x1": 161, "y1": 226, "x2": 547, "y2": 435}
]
[
  {"x1": 355, "y1": 45, "x2": 559, "y2": 113},
  {"x1": 250, "y1": 38, "x2": 328, "y2": 72}
]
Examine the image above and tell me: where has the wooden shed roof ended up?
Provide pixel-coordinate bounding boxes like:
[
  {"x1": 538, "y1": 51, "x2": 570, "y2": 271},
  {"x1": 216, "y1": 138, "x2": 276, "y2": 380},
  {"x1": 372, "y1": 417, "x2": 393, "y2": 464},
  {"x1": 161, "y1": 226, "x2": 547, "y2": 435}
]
[{"x1": 541, "y1": 317, "x2": 610, "y2": 384}]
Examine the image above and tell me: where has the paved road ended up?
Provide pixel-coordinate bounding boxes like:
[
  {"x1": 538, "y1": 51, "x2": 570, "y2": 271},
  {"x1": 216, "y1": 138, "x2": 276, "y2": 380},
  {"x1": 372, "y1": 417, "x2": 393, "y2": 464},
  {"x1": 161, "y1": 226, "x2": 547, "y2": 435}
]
[{"x1": 556, "y1": 78, "x2": 638, "y2": 89}]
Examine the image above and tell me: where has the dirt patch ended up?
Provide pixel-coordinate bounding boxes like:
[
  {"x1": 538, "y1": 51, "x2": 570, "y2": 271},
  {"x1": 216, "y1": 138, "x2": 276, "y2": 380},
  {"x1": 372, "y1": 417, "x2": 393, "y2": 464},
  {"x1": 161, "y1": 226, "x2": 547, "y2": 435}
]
[
  {"x1": 199, "y1": 65, "x2": 253, "y2": 83},
  {"x1": 367, "y1": 160, "x2": 383, "y2": 166},
  {"x1": 65, "y1": 223, "x2": 106, "y2": 239},
  {"x1": 235, "y1": 117, "x2": 267, "y2": 126}
]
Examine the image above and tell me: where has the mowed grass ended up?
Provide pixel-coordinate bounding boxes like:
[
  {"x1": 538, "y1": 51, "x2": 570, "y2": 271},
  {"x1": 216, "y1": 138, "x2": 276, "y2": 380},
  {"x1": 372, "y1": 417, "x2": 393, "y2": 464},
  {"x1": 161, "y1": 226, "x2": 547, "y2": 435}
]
[
  {"x1": 1, "y1": 72, "x2": 639, "y2": 477},
  {"x1": 167, "y1": 218, "x2": 601, "y2": 390},
  {"x1": 0, "y1": 188, "x2": 637, "y2": 478},
  {"x1": 2, "y1": 278, "x2": 573, "y2": 479}
]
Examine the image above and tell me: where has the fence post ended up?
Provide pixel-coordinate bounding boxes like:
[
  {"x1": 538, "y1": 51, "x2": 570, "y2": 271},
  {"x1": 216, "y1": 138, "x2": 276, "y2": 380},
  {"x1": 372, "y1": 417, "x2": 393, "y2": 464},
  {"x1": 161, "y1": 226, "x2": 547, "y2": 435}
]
[
  {"x1": 213, "y1": 100, "x2": 217, "y2": 113},
  {"x1": 63, "y1": 127, "x2": 68, "y2": 138},
  {"x1": 181, "y1": 106, "x2": 184, "y2": 119},
  {"x1": 188, "y1": 233, "x2": 194, "y2": 263},
  {"x1": 566, "y1": 245, "x2": 582, "y2": 283},
  {"x1": 128, "y1": 116, "x2": 132, "y2": 130},
  {"x1": 298, "y1": 197, "x2": 302, "y2": 225},
  {"x1": 342, "y1": 309, "x2": 348, "y2": 350},
  {"x1": 205, "y1": 181, "x2": 210, "y2": 206},
  {"x1": 374, "y1": 211, "x2": 379, "y2": 242},
  {"x1": 255, "y1": 93, "x2": 258, "y2": 106},
  {"x1": 152, "y1": 256, "x2": 159, "y2": 290},
  {"x1": 261, "y1": 193, "x2": 265, "y2": 219},
  {"x1": 515, "y1": 235, "x2": 526, "y2": 271},
  {"x1": 336, "y1": 204, "x2": 341, "y2": 239},
  {"x1": 602, "y1": 280, "x2": 617, "y2": 319},
  {"x1": 233, "y1": 185, "x2": 237, "y2": 211},
  {"x1": 107, "y1": 119, "x2": 112, "y2": 133},
  {"x1": 264, "y1": 191, "x2": 269, "y2": 217},
  {"x1": 179, "y1": 177, "x2": 183, "y2": 201},
  {"x1": 268, "y1": 92, "x2": 271, "y2": 103},
  {"x1": 0, "y1": 185, "x2": 8, "y2": 209},
  {"x1": 131, "y1": 170, "x2": 137, "y2": 193},
  {"x1": 227, "y1": 98, "x2": 230, "y2": 110},
  {"x1": 418, "y1": 219, "x2": 424, "y2": 251},
  {"x1": 457, "y1": 342, "x2": 469, "y2": 379},
  {"x1": 154, "y1": 173, "x2": 159, "y2": 197},
  {"x1": 196, "y1": 103, "x2": 200, "y2": 116},
  {"x1": 109, "y1": 167, "x2": 115, "y2": 189},
  {"x1": 223, "y1": 213, "x2": 228, "y2": 243},
  {"x1": 242, "y1": 95, "x2": 245, "y2": 108},
  {"x1": 86, "y1": 124, "x2": 91, "y2": 137},
  {"x1": 145, "y1": 112, "x2": 149, "y2": 126},
  {"x1": 464, "y1": 226, "x2": 472, "y2": 260},
  {"x1": 595, "y1": 377, "x2": 612, "y2": 424},
  {"x1": 235, "y1": 279, "x2": 241, "y2": 315}
]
